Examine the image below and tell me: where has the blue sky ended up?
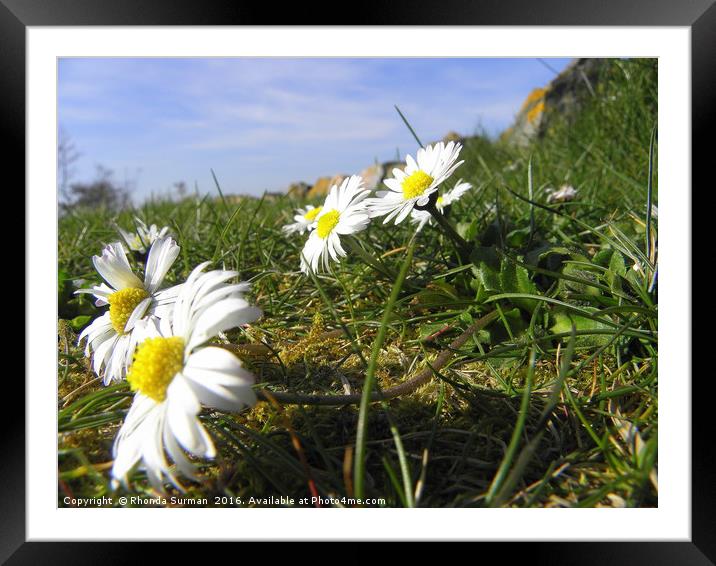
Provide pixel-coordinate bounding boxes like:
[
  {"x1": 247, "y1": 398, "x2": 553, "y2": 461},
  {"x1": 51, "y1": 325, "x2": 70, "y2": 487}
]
[{"x1": 58, "y1": 58, "x2": 573, "y2": 201}]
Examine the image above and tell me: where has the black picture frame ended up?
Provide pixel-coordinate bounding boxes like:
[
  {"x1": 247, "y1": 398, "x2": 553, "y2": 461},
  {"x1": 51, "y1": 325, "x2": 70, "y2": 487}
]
[{"x1": 8, "y1": 0, "x2": 707, "y2": 562}]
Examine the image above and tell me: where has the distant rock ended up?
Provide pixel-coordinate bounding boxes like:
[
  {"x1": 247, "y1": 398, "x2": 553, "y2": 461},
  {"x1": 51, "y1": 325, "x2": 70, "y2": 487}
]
[
  {"x1": 285, "y1": 159, "x2": 410, "y2": 201},
  {"x1": 442, "y1": 131, "x2": 464, "y2": 144},
  {"x1": 306, "y1": 174, "x2": 348, "y2": 199},
  {"x1": 502, "y1": 58, "x2": 605, "y2": 146},
  {"x1": 287, "y1": 181, "x2": 311, "y2": 198},
  {"x1": 263, "y1": 191, "x2": 285, "y2": 200},
  {"x1": 306, "y1": 177, "x2": 332, "y2": 199},
  {"x1": 329, "y1": 174, "x2": 348, "y2": 190},
  {"x1": 359, "y1": 163, "x2": 384, "y2": 191}
]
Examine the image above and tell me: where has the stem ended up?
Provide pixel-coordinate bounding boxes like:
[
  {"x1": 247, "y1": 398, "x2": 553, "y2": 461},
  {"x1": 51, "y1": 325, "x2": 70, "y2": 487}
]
[
  {"x1": 425, "y1": 203, "x2": 471, "y2": 260},
  {"x1": 354, "y1": 241, "x2": 415, "y2": 501},
  {"x1": 345, "y1": 237, "x2": 397, "y2": 281}
]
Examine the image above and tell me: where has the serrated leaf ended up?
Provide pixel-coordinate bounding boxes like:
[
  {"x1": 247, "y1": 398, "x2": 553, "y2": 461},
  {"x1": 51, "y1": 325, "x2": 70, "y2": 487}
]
[
  {"x1": 506, "y1": 227, "x2": 531, "y2": 248},
  {"x1": 470, "y1": 245, "x2": 500, "y2": 270},
  {"x1": 550, "y1": 309, "x2": 611, "y2": 347},
  {"x1": 500, "y1": 261, "x2": 538, "y2": 312},
  {"x1": 608, "y1": 249, "x2": 627, "y2": 276},
  {"x1": 561, "y1": 262, "x2": 602, "y2": 297}
]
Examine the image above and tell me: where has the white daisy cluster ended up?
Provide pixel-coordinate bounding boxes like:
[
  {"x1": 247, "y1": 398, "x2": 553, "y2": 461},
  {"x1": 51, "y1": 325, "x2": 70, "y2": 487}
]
[
  {"x1": 76, "y1": 230, "x2": 261, "y2": 492},
  {"x1": 283, "y1": 142, "x2": 471, "y2": 274}
]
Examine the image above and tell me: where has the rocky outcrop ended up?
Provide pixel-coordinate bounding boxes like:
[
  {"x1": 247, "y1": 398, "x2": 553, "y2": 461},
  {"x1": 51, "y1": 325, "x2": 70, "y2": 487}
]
[
  {"x1": 501, "y1": 58, "x2": 604, "y2": 146},
  {"x1": 441, "y1": 131, "x2": 464, "y2": 144},
  {"x1": 286, "y1": 181, "x2": 311, "y2": 198},
  {"x1": 306, "y1": 174, "x2": 348, "y2": 199},
  {"x1": 289, "y1": 163, "x2": 408, "y2": 199},
  {"x1": 359, "y1": 163, "x2": 385, "y2": 191}
]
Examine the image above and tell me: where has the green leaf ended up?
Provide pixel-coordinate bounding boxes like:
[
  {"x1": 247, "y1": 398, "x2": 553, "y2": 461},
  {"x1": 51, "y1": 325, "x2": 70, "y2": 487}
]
[
  {"x1": 470, "y1": 245, "x2": 500, "y2": 270},
  {"x1": 457, "y1": 219, "x2": 479, "y2": 242},
  {"x1": 561, "y1": 262, "x2": 602, "y2": 297},
  {"x1": 550, "y1": 309, "x2": 611, "y2": 347},
  {"x1": 604, "y1": 250, "x2": 627, "y2": 292},
  {"x1": 608, "y1": 249, "x2": 627, "y2": 276},
  {"x1": 524, "y1": 244, "x2": 572, "y2": 272},
  {"x1": 69, "y1": 315, "x2": 93, "y2": 331},
  {"x1": 506, "y1": 226, "x2": 531, "y2": 248},
  {"x1": 470, "y1": 247, "x2": 538, "y2": 313},
  {"x1": 592, "y1": 248, "x2": 614, "y2": 267},
  {"x1": 500, "y1": 261, "x2": 538, "y2": 312},
  {"x1": 418, "y1": 321, "x2": 450, "y2": 340},
  {"x1": 58, "y1": 268, "x2": 69, "y2": 295}
]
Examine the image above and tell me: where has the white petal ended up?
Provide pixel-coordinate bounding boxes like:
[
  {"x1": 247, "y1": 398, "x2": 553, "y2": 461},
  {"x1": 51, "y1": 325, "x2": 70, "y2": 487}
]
[
  {"x1": 163, "y1": 423, "x2": 197, "y2": 480},
  {"x1": 93, "y1": 242, "x2": 143, "y2": 290},
  {"x1": 166, "y1": 376, "x2": 215, "y2": 458},
  {"x1": 143, "y1": 237, "x2": 180, "y2": 294},
  {"x1": 111, "y1": 395, "x2": 157, "y2": 482},
  {"x1": 124, "y1": 297, "x2": 152, "y2": 333},
  {"x1": 187, "y1": 298, "x2": 262, "y2": 352},
  {"x1": 183, "y1": 347, "x2": 257, "y2": 412}
]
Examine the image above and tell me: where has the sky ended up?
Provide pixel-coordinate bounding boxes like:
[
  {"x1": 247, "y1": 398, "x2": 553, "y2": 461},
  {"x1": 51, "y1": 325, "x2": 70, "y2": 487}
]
[{"x1": 58, "y1": 58, "x2": 573, "y2": 201}]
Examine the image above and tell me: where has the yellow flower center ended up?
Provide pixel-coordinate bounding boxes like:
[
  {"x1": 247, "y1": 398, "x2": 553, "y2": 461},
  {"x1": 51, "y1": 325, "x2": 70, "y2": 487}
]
[
  {"x1": 316, "y1": 209, "x2": 340, "y2": 239},
  {"x1": 402, "y1": 170, "x2": 434, "y2": 200},
  {"x1": 108, "y1": 287, "x2": 149, "y2": 334},
  {"x1": 127, "y1": 336, "x2": 185, "y2": 402},
  {"x1": 304, "y1": 206, "x2": 322, "y2": 222}
]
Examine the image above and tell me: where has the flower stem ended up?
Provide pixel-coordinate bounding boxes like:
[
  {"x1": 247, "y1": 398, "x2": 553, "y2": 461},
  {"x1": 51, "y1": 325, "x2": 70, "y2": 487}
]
[
  {"x1": 346, "y1": 237, "x2": 397, "y2": 281},
  {"x1": 425, "y1": 203, "x2": 471, "y2": 260}
]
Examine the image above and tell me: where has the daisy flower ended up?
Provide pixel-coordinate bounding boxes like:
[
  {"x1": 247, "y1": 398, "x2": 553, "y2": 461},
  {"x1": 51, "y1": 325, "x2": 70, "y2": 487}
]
[
  {"x1": 282, "y1": 205, "x2": 323, "y2": 235},
  {"x1": 76, "y1": 237, "x2": 181, "y2": 385},
  {"x1": 439, "y1": 179, "x2": 473, "y2": 208},
  {"x1": 300, "y1": 175, "x2": 370, "y2": 274},
  {"x1": 366, "y1": 141, "x2": 464, "y2": 225},
  {"x1": 118, "y1": 217, "x2": 170, "y2": 253},
  {"x1": 409, "y1": 179, "x2": 473, "y2": 232},
  {"x1": 111, "y1": 262, "x2": 261, "y2": 492}
]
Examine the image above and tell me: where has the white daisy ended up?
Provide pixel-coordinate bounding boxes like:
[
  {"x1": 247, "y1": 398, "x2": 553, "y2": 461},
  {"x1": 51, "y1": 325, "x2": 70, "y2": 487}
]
[
  {"x1": 409, "y1": 179, "x2": 473, "y2": 232},
  {"x1": 76, "y1": 238, "x2": 181, "y2": 385},
  {"x1": 439, "y1": 179, "x2": 473, "y2": 208},
  {"x1": 282, "y1": 205, "x2": 323, "y2": 235},
  {"x1": 300, "y1": 175, "x2": 370, "y2": 274},
  {"x1": 111, "y1": 262, "x2": 261, "y2": 492},
  {"x1": 366, "y1": 141, "x2": 464, "y2": 225},
  {"x1": 118, "y1": 217, "x2": 170, "y2": 253}
]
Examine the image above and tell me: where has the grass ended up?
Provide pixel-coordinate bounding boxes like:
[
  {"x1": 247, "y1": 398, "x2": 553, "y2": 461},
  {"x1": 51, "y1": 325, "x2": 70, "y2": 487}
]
[{"x1": 57, "y1": 58, "x2": 657, "y2": 508}]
